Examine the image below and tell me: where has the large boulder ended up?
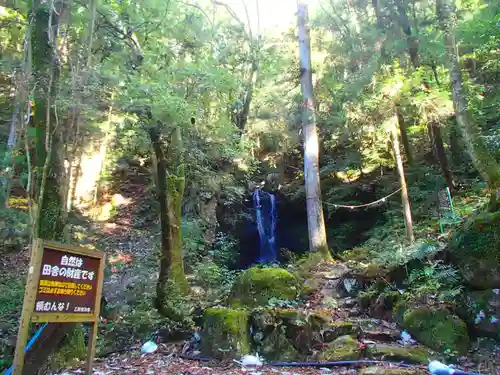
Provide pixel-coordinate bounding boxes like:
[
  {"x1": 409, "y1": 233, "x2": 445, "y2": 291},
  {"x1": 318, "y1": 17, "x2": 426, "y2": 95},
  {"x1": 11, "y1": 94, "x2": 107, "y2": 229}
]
[
  {"x1": 449, "y1": 212, "x2": 500, "y2": 289},
  {"x1": 201, "y1": 308, "x2": 250, "y2": 359},
  {"x1": 367, "y1": 344, "x2": 429, "y2": 364},
  {"x1": 460, "y1": 289, "x2": 500, "y2": 339},
  {"x1": 317, "y1": 335, "x2": 360, "y2": 361},
  {"x1": 402, "y1": 307, "x2": 469, "y2": 355},
  {"x1": 250, "y1": 308, "x2": 341, "y2": 355},
  {"x1": 228, "y1": 267, "x2": 298, "y2": 308},
  {"x1": 260, "y1": 327, "x2": 300, "y2": 361}
]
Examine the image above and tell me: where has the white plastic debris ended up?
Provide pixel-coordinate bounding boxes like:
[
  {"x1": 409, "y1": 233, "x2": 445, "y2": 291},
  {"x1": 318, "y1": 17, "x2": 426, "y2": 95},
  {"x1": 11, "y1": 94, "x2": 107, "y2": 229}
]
[
  {"x1": 343, "y1": 278, "x2": 357, "y2": 293},
  {"x1": 474, "y1": 310, "x2": 486, "y2": 324},
  {"x1": 140, "y1": 340, "x2": 158, "y2": 354},
  {"x1": 400, "y1": 330, "x2": 416, "y2": 345},
  {"x1": 234, "y1": 354, "x2": 263, "y2": 371},
  {"x1": 428, "y1": 360, "x2": 456, "y2": 375}
]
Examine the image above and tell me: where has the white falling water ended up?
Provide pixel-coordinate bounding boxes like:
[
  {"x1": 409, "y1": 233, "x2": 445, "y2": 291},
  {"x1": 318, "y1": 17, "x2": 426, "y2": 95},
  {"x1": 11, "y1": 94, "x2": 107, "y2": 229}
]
[{"x1": 253, "y1": 189, "x2": 277, "y2": 263}]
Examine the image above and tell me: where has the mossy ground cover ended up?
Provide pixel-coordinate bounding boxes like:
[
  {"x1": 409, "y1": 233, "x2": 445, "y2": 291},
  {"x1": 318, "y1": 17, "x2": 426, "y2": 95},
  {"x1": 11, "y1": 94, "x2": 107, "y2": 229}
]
[
  {"x1": 403, "y1": 307, "x2": 469, "y2": 355},
  {"x1": 228, "y1": 267, "x2": 298, "y2": 308},
  {"x1": 450, "y1": 211, "x2": 500, "y2": 289},
  {"x1": 201, "y1": 308, "x2": 251, "y2": 359}
]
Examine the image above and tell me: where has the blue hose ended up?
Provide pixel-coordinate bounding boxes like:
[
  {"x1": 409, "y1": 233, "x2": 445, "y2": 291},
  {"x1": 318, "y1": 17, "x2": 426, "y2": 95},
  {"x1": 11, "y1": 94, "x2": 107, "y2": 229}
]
[
  {"x1": 268, "y1": 360, "x2": 412, "y2": 368},
  {"x1": 4, "y1": 323, "x2": 48, "y2": 375}
]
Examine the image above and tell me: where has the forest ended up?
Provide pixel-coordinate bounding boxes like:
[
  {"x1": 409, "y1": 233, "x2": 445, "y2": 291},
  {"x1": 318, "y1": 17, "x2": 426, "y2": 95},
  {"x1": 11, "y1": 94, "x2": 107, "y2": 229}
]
[{"x1": 0, "y1": 0, "x2": 498, "y2": 374}]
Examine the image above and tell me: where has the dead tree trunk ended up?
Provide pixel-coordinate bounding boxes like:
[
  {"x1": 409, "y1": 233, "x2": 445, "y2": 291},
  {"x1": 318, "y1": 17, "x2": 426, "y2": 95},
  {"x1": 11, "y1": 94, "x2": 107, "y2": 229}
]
[
  {"x1": 429, "y1": 121, "x2": 455, "y2": 190},
  {"x1": 396, "y1": 107, "x2": 413, "y2": 165},
  {"x1": 297, "y1": 3, "x2": 331, "y2": 260},
  {"x1": 391, "y1": 113, "x2": 414, "y2": 243}
]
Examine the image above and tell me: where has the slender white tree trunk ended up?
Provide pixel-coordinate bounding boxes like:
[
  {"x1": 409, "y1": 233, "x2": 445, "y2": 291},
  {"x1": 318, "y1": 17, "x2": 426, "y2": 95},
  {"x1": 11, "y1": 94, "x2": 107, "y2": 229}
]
[{"x1": 297, "y1": 3, "x2": 331, "y2": 260}]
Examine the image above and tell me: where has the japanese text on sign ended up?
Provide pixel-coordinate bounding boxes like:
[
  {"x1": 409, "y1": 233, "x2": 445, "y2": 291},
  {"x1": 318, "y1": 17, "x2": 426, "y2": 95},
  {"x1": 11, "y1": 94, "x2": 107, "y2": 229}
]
[{"x1": 34, "y1": 247, "x2": 101, "y2": 316}]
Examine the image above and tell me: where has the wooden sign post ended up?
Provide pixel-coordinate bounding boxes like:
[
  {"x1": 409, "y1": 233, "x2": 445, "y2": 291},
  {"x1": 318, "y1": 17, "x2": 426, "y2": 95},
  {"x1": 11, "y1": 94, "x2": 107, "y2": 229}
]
[{"x1": 12, "y1": 239, "x2": 105, "y2": 375}]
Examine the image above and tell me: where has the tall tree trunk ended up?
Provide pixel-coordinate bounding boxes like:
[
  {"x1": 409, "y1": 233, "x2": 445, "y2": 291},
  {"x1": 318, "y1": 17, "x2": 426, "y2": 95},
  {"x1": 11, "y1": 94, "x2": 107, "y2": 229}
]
[
  {"x1": 16, "y1": 2, "x2": 74, "y2": 374},
  {"x1": 149, "y1": 125, "x2": 188, "y2": 319},
  {"x1": 395, "y1": 0, "x2": 419, "y2": 68},
  {"x1": 297, "y1": 3, "x2": 331, "y2": 260},
  {"x1": 31, "y1": 0, "x2": 65, "y2": 241},
  {"x1": 165, "y1": 126, "x2": 187, "y2": 290},
  {"x1": 429, "y1": 121, "x2": 455, "y2": 190},
  {"x1": 396, "y1": 107, "x2": 413, "y2": 165},
  {"x1": 2, "y1": 103, "x2": 19, "y2": 208},
  {"x1": 391, "y1": 113, "x2": 414, "y2": 243},
  {"x1": 437, "y1": 0, "x2": 500, "y2": 210}
]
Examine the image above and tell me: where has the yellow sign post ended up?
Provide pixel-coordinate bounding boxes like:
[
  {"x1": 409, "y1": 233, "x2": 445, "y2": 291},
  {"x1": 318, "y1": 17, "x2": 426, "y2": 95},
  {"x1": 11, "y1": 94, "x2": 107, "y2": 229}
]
[{"x1": 12, "y1": 239, "x2": 105, "y2": 375}]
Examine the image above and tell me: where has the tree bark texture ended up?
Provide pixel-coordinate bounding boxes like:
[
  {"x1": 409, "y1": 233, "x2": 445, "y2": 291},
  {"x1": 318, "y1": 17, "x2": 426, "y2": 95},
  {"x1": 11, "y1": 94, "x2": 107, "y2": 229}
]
[
  {"x1": 297, "y1": 3, "x2": 331, "y2": 260},
  {"x1": 396, "y1": 107, "x2": 413, "y2": 165},
  {"x1": 391, "y1": 114, "x2": 414, "y2": 243},
  {"x1": 149, "y1": 125, "x2": 188, "y2": 318},
  {"x1": 21, "y1": 2, "x2": 73, "y2": 374},
  {"x1": 31, "y1": 0, "x2": 65, "y2": 241},
  {"x1": 436, "y1": 0, "x2": 500, "y2": 209},
  {"x1": 429, "y1": 121, "x2": 455, "y2": 190}
]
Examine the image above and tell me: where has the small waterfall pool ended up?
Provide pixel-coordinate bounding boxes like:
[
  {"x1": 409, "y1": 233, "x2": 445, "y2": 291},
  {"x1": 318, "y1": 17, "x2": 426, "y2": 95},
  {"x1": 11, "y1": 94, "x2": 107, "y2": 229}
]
[{"x1": 252, "y1": 189, "x2": 277, "y2": 263}]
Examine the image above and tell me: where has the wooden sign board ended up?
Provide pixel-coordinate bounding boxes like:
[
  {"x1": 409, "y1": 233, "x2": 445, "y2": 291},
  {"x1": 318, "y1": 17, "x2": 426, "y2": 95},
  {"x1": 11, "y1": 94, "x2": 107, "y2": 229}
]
[{"x1": 12, "y1": 239, "x2": 105, "y2": 375}]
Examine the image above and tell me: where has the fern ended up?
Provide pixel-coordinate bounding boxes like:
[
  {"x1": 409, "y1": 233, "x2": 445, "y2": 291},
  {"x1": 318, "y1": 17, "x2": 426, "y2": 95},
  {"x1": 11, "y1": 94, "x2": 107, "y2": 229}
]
[{"x1": 407, "y1": 262, "x2": 463, "y2": 303}]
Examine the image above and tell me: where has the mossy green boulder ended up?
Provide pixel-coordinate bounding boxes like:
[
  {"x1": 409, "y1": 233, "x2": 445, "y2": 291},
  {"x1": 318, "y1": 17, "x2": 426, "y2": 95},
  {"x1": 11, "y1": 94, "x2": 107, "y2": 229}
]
[
  {"x1": 450, "y1": 212, "x2": 500, "y2": 289},
  {"x1": 228, "y1": 267, "x2": 298, "y2": 308},
  {"x1": 323, "y1": 322, "x2": 354, "y2": 342},
  {"x1": 368, "y1": 344, "x2": 429, "y2": 363},
  {"x1": 403, "y1": 307, "x2": 469, "y2": 355},
  {"x1": 317, "y1": 335, "x2": 360, "y2": 361},
  {"x1": 260, "y1": 327, "x2": 300, "y2": 361},
  {"x1": 201, "y1": 308, "x2": 250, "y2": 359}
]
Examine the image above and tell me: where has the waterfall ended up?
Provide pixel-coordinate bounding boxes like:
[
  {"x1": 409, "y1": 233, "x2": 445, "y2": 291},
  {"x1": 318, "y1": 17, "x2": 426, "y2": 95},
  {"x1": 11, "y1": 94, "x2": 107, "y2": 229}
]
[{"x1": 252, "y1": 189, "x2": 277, "y2": 263}]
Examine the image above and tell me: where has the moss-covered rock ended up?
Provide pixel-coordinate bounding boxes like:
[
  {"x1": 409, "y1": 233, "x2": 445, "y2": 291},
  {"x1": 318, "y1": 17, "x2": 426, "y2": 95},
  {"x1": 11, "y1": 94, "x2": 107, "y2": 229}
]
[
  {"x1": 359, "y1": 366, "x2": 427, "y2": 375},
  {"x1": 201, "y1": 308, "x2": 250, "y2": 359},
  {"x1": 251, "y1": 308, "x2": 278, "y2": 331},
  {"x1": 450, "y1": 212, "x2": 500, "y2": 289},
  {"x1": 460, "y1": 289, "x2": 500, "y2": 339},
  {"x1": 403, "y1": 307, "x2": 469, "y2": 354},
  {"x1": 317, "y1": 335, "x2": 360, "y2": 361},
  {"x1": 359, "y1": 290, "x2": 401, "y2": 321},
  {"x1": 228, "y1": 267, "x2": 298, "y2": 308},
  {"x1": 276, "y1": 308, "x2": 300, "y2": 322},
  {"x1": 323, "y1": 322, "x2": 354, "y2": 342},
  {"x1": 368, "y1": 344, "x2": 429, "y2": 363},
  {"x1": 260, "y1": 327, "x2": 301, "y2": 361},
  {"x1": 310, "y1": 309, "x2": 334, "y2": 328}
]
